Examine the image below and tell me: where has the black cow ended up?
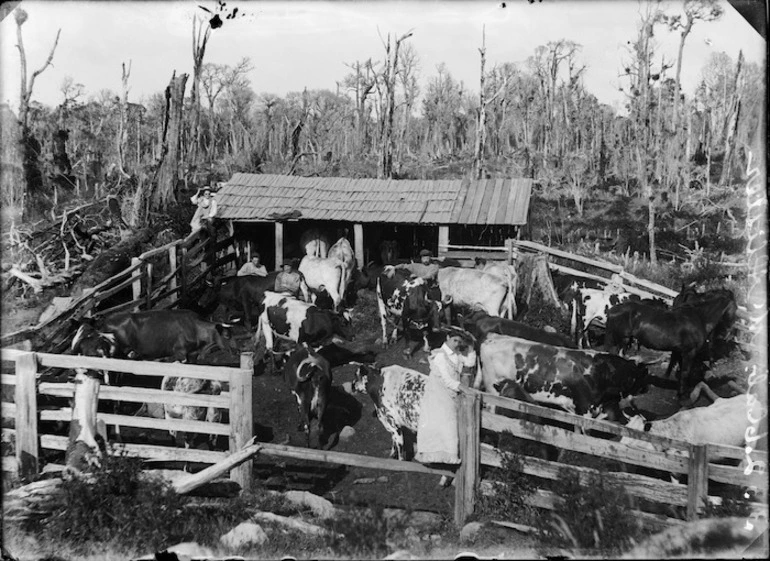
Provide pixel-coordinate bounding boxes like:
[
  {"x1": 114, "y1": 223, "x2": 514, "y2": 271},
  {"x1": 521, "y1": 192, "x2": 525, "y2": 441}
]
[
  {"x1": 461, "y1": 310, "x2": 576, "y2": 348},
  {"x1": 71, "y1": 309, "x2": 234, "y2": 363},
  {"x1": 604, "y1": 299, "x2": 670, "y2": 355},
  {"x1": 376, "y1": 268, "x2": 444, "y2": 358},
  {"x1": 284, "y1": 346, "x2": 333, "y2": 448},
  {"x1": 673, "y1": 286, "x2": 738, "y2": 360},
  {"x1": 197, "y1": 271, "x2": 280, "y2": 329}
]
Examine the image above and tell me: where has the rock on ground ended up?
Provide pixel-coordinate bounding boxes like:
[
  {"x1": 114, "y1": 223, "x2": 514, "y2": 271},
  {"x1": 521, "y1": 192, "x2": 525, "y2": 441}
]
[
  {"x1": 220, "y1": 522, "x2": 268, "y2": 549},
  {"x1": 339, "y1": 425, "x2": 356, "y2": 441},
  {"x1": 460, "y1": 521, "x2": 484, "y2": 543},
  {"x1": 283, "y1": 490, "x2": 337, "y2": 519}
]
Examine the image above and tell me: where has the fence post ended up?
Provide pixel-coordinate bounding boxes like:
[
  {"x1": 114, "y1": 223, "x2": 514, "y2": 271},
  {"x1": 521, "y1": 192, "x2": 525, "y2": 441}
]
[
  {"x1": 230, "y1": 352, "x2": 254, "y2": 492},
  {"x1": 15, "y1": 352, "x2": 39, "y2": 479},
  {"x1": 180, "y1": 246, "x2": 188, "y2": 298},
  {"x1": 168, "y1": 244, "x2": 178, "y2": 304},
  {"x1": 145, "y1": 261, "x2": 153, "y2": 309},
  {"x1": 131, "y1": 257, "x2": 142, "y2": 312},
  {"x1": 687, "y1": 444, "x2": 709, "y2": 520},
  {"x1": 455, "y1": 389, "x2": 481, "y2": 527}
]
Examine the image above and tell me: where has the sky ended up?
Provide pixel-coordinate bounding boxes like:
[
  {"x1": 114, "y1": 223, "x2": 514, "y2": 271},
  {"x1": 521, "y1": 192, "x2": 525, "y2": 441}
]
[{"x1": 0, "y1": 0, "x2": 765, "y2": 115}]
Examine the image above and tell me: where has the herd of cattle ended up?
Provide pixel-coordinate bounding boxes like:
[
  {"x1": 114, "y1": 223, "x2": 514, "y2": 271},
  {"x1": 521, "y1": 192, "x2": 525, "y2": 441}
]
[{"x1": 67, "y1": 235, "x2": 746, "y2": 464}]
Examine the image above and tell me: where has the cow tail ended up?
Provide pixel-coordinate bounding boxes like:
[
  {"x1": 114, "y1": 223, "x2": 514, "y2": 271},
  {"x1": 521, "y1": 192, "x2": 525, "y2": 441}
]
[
  {"x1": 472, "y1": 357, "x2": 483, "y2": 390},
  {"x1": 376, "y1": 277, "x2": 388, "y2": 346}
]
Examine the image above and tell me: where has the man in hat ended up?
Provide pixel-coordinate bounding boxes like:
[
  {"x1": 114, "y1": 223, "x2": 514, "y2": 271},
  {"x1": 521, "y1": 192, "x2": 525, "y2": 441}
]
[
  {"x1": 190, "y1": 186, "x2": 218, "y2": 234},
  {"x1": 237, "y1": 253, "x2": 268, "y2": 277},
  {"x1": 274, "y1": 259, "x2": 302, "y2": 296},
  {"x1": 396, "y1": 248, "x2": 439, "y2": 282}
]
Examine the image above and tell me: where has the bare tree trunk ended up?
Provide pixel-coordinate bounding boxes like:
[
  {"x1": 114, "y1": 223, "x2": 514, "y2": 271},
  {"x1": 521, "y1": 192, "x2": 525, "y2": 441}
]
[
  {"x1": 378, "y1": 31, "x2": 413, "y2": 179},
  {"x1": 473, "y1": 28, "x2": 488, "y2": 180},
  {"x1": 117, "y1": 61, "x2": 131, "y2": 178},
  {"x1": 15, "y1": 8, "x2": 61, "y2": 222},
  {"x1": 154, "y1": 72, "x2": 188, "y2": 210},
  {"x1": 719, "y1": 50, "x2": 743, "y2": 187}
]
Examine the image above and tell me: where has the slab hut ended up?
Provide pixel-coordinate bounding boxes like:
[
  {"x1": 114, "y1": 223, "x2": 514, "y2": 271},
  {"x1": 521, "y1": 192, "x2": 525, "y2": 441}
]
[{"x1": 214, "y1": 174, "x2": 532, "y2": 270}]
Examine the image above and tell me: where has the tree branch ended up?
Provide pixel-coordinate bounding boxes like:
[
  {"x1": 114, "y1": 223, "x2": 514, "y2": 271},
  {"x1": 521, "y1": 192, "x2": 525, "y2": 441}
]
[{"x1": 26, "y1": 28, "x2": 61, "y2": 104}]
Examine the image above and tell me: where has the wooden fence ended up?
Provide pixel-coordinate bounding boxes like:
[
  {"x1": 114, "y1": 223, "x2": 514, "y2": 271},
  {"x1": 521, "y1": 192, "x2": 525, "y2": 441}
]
[
  {"x1": 1, "y1": 349, "x2": 254, "y2": 489},
  {"x1": 2, "y1": 349, "x2": 765, "y2": 529},
  {"x1": 0, "y1": 229, "x2": 239, "y2": 353}
]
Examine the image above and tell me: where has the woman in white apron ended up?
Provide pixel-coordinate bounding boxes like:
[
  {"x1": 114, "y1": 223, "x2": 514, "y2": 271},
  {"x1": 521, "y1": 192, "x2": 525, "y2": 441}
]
[{"x1": 415, "y1": 330, "x2": 476, "y2": 485}]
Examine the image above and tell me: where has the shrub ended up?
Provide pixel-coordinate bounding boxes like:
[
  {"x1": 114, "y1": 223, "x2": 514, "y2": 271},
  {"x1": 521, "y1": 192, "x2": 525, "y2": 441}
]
[
  {"x1": 475, "y1": 435, "x2": 540, "y2": 527},
  {"x1": 325, "y1": 503, "x2": 407, "y2": 558},
  {"x1": 539, "y1": 469, "x2": 644, "y2": 555},
  {"x1": 36, "y1": 448, "x2": 262, "y2": 554}
]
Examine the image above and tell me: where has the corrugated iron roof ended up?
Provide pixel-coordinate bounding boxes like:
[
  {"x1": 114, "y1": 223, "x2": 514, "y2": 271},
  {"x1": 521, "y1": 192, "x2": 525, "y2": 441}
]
[{"x1": 216, "y1": 174, "x2": 532, "y2": 225}]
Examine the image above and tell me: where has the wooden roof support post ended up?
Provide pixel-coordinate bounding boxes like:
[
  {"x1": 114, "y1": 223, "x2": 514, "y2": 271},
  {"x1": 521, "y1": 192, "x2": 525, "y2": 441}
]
[
  {"x1": 168, "y1": 244, "x2": 178, "y2": 304},
  {"x1": 274, "y1": 222, "x2": 284, "y2": 270},
  {"x1": 354, "y1": 224, "x2": 364, "y2": 270},
  {"x1": 438, "y1": 226, "x2": 449, "y2": 258}
]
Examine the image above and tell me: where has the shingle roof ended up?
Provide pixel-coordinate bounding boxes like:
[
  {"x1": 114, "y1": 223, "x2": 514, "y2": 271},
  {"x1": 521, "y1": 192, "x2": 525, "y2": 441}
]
[{"x1": 216, "y1": 174, "x2": 532, "y2": 225}]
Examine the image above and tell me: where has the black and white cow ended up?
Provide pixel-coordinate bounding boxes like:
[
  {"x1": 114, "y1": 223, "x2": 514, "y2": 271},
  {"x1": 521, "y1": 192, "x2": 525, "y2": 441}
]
[
  {"x1": 284, "y1": 345, "x2": 333, "y2": 448},
  {"x1": 257, "y1": 291, "x2": 353, "y2": 369},
  {"x1": 376, "y1": 268, "x2": 444, "y2": 357},
  {"x1": 353, "y1": 363, "x2": 427, "y2": 460},
  {"x1": 476, "y1": 333, "x2": 650, "y2": 418},
  {"x1": 462, "y1": 310, "x2": 575, "y2": 348},
  {"x1": 571, "y1": 287, "x2": 636, "y2": 348}
]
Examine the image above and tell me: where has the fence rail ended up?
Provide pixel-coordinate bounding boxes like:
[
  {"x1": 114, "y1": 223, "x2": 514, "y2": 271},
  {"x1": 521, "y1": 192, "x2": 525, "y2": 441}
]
[
  {"x1": 0, "y1": 229, "x2": 238, "y2": 353},
  {"x1": 1, "y1": 349, "x2": 253, "y2": 489}
]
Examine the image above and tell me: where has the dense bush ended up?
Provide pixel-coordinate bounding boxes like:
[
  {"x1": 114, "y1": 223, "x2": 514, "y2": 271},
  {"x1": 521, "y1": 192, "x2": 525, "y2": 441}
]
[
  {"x1": 36, "y1": 449, "x2": 261, "y2": 555},
  {"x1": 325, "y1": 503, "x2": 408, "y2": 558},
  {"x1": 540, "y1": 469, "x2": 645, "y2": 554},
  {"x1": 475, "y1": 440, "x2": 540, "y2": 528}
]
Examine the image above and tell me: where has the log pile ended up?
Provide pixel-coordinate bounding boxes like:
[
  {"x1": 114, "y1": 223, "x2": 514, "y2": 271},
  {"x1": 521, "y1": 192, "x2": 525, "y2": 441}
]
[{"x1": 1, "y1": 198, "x2": 125, "y2": 297}]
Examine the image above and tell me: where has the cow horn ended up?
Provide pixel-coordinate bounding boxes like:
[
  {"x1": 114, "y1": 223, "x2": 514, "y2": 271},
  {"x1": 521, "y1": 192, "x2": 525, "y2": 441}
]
[
  {"x1": 71, "y1": 324, "x2": 89, "y2": 352},
  {"x1": 297, "y1": 354, "x2": 322, "y2": 381},
  {"x1": 442, "y1": 294, "x2": 453, "y2": 305}
]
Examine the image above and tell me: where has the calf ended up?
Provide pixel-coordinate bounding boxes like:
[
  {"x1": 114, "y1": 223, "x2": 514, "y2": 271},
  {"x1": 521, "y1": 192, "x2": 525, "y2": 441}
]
[
  {"x1": 353, "y1": 364, "x2": 427, "y2": 460},
  {"x1": 476, "y1": 333, "x2": 650, "y2": 416},
  {"x1": 161, "y1": 375, "x2": 224, "y2": 449},
  {"x1": 376, "y1": 270, "x2": 443, "y2": 357},
  {"x1": 284, "y1": 346, "x2": 332, "y2": 448},
  {"x1": 462, "y1": 310, "x2": 575, "y2": 348}
]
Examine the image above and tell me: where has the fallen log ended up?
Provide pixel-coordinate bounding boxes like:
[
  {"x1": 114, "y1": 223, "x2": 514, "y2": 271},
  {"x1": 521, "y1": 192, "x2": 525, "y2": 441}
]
[{"x1": 170, "y1": 438, "x2": 262, "y2": 495}]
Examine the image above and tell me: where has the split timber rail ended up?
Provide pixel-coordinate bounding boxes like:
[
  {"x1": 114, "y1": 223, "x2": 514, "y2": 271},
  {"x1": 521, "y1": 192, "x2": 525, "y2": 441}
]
[{"x1": 0, "y1": 228, "x2": 238, "y2": 353}]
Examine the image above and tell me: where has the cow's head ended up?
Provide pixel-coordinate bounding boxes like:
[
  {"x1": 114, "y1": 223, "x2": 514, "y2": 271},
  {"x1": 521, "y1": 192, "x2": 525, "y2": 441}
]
[
  {"x1": 352, "y1": 363, "x2": 378, "y2": 394},
  {"x1": 294, "y1": 349, "x2": 329, "y2": 382},
  {"x1": 71, "y1": 324, "x2": 117, "y2": 358},
  {"x1": 330, "y1": 310, "x2": 354, "y2": 341}
]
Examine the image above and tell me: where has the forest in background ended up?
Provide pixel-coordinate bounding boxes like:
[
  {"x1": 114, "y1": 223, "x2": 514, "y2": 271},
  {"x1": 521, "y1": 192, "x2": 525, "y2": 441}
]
[{"x1": 0, "y1": 0, "x2": 764, "y2": 267}]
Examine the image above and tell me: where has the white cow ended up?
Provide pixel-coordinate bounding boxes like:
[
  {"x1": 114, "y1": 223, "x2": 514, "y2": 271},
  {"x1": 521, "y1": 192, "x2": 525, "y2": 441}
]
[
  {"x1": 300, "y1": 229, "x2": 330, "y2": 258},
  {"x1": 298, "y1": 255, "x2": 345, "y2": 310},
  {"x1": 328, "y1": 237, "x2": 355, "y2": 307},
  {"x1": 619, "y1": 385, "x2": 751, "y2": 462},
  {"x1": 438, "y1": 267, "x2": 516, "y2": 319}
]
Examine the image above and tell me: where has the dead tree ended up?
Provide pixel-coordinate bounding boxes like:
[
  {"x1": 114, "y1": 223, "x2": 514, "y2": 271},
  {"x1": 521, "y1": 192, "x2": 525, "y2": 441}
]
[
  {"x1": 378, "y1": 30, "x2": 413, "y2": 179},
  {"x1": 153, "y1": 72, "x2": 189, "y2": 211},
  {"x1": 14, "y1": 7, "x2": 61, "y2": 222},
  {"x1": 473, "y1": 26, "x2": 508, "y2": 180}
]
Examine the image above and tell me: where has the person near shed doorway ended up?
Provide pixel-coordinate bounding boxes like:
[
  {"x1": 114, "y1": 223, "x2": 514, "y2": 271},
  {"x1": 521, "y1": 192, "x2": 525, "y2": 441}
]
[
  {"x1": 190, "y1": 186, "x2": 218, "y2": 234},
  {"x1": 414, "y1": 330, "x2": 477, "y2": 486},
  {"x1": 238, "y1": 253, "x2": 268, "y2": 277},
  {"x1": 275, "y1": 260, "x2": 302, "y2": 296},
  {"x1": 397, "y1": 248, "x2": 439, "y2": 282}
]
